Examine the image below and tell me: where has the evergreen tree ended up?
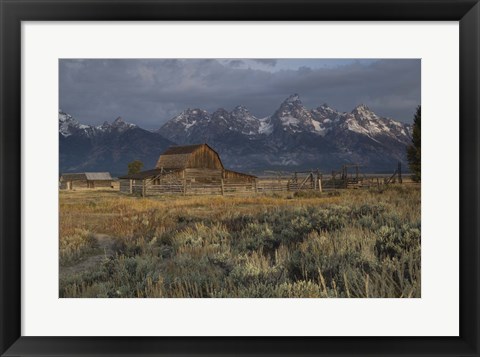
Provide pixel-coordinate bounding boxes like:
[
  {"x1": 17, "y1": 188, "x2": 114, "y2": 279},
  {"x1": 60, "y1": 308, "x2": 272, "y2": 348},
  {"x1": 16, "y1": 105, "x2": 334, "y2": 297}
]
[
  {"x1": 127, "y1": 160, "x2": 144, "y2": 175},
  {"x1": 407, "y1": 106, "x2": 421, "y2": 182}
]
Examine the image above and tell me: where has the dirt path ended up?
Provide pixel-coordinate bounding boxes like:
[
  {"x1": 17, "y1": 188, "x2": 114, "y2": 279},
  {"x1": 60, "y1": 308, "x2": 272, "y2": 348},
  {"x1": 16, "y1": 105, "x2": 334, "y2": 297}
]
[{"x1": 60, "y1": 234, "x2": 116, "y2": 278}]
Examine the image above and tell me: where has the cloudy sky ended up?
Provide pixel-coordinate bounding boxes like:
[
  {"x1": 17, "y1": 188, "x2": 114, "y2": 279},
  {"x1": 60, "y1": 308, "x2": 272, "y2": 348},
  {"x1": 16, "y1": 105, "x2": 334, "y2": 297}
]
[{"x1": 60, "y1": 59, "x2": 420, "y2": 129}]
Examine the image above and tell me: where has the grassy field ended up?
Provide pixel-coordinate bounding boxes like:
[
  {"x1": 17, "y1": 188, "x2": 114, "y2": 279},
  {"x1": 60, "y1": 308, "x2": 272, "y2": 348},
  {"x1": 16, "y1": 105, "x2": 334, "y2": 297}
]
[{"x1": 59, "y1": 185, "x2": 421, "y2": 298}]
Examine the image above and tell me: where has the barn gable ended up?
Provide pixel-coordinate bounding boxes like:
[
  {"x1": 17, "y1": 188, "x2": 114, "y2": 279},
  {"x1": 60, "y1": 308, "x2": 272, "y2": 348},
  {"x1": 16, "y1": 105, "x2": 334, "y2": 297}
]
[{"x1": 155, "y1": 144, "x2": 224, "y2": 170}]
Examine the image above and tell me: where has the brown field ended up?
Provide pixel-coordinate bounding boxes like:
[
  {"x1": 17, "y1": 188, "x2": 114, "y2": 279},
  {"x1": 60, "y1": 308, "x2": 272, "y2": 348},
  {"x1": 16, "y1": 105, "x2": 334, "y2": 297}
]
[{"x1": 59, "y1": 185, "x2": 421, "y2": 298}]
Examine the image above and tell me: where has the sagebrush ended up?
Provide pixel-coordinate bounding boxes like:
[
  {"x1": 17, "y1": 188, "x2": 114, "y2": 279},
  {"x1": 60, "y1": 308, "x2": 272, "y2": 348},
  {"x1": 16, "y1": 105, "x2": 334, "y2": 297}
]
[{"x1": 59, "y1": 185, "x2": 420, "y2": 298}]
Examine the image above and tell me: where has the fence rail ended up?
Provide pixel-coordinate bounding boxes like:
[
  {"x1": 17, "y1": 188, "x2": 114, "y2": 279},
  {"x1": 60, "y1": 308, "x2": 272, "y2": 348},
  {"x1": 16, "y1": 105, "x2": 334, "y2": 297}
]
[
  {"x1": 121, "y1": 169, "x2": 403, "y2": 197},
  {"x1": 128, "y1": 177, "x2": 330, "y2": 196}
]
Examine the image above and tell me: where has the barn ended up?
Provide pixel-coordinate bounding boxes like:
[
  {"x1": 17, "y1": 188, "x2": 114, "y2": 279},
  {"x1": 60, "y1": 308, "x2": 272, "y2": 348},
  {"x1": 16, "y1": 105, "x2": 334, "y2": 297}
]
[
  {"x1": 60, "y1": 172, "x2": 114, "y2": 190},
  {"x1": 119, "y1": 144, "x2": 256, "y2": 195}
]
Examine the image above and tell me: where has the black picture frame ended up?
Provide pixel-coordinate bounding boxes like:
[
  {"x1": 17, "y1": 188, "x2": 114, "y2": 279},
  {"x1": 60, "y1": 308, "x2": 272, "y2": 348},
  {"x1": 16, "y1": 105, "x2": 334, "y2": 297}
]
[{"x1": 1, "y1": 0, "x2": 479, "y2": 356}]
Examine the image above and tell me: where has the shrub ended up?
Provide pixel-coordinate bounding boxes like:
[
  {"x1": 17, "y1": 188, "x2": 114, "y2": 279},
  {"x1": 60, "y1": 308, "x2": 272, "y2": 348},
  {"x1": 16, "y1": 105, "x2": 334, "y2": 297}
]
[
  {"x1": 59, "y1": 185, "x2": 421, "y2": 298},
  {"x1": 233, "y1": 222, "x2": 278, "y2": 254},
  {"x1": 374, "y1": 224, "x2": 421, "y2": 259},
  {"x1": 59, "y1": 228, "x2": 97, "y2": 266}
]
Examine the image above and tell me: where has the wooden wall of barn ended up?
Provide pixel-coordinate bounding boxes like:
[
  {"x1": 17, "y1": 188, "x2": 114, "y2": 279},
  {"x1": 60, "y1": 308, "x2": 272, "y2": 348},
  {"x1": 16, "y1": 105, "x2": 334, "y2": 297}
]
[
  {"x1": 92, "y1": 180, "x2": 113, "y2": 188},
  {"x1": 68, "y1": 180, "x2": 88, "y2": 189},
  {"x1": 223, "y1": 170, "x2": 256, "y2": 182},
  {"x1": 60, "y1": 180, "x2": 113, "y2": 190},
  {"x1": 186, "y1": 146, "x2": 223, "y2": 169},
  {"x1": 184, "y1": 168, "x2": 222, "y2": 182}
]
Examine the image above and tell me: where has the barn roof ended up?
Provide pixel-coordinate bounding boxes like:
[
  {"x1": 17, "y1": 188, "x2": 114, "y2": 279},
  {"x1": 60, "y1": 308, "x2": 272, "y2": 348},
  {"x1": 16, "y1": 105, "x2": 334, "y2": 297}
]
[
  {"x1": 60, "y1": 173, "x2": 86, "y2": 181},
  {"x1": 61, "y1": 172, "x2": 112, "y2": 181},
  {"x1": 224, "y1": 169, "x2": 257, "y2": 179},
  {"x1": 162, "y1": 144, "x2": 206, "y2": 155},
  {"x1": 85, "y1": 172, "x2": 113, "y2": 180},
  {"x1": 156, "y1": 154, "x2": 190, "y2": 169}
]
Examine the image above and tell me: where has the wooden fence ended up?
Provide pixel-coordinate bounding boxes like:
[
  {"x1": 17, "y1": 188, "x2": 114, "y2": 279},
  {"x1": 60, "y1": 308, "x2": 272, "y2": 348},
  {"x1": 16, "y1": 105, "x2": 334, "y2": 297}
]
[
  {"x1": 121, "y1": 168, "x2": 403, "y2": 197},
  {"x1": 124, "y1": 176, "x2": 322, "y2": 197}
]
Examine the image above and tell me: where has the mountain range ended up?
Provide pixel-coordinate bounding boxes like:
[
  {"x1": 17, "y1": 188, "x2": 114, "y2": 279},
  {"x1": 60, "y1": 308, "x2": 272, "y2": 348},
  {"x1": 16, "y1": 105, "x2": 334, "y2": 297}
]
[
  {"x1": 59, "y1": 112, "x2": 174, "y2": 176},
  {"x1": 59, "y1": 94, "x2": 412, "y2": 176}
]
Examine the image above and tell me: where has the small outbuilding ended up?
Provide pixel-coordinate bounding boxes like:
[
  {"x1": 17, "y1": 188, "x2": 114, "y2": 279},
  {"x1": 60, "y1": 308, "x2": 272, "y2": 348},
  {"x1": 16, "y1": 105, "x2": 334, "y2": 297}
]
[
  {"x1": 60, "y1": 172, "x2": 114, "y2": 190},
  {"x1": 119, "y1": 143, "x2": 256, "y2": 195}
]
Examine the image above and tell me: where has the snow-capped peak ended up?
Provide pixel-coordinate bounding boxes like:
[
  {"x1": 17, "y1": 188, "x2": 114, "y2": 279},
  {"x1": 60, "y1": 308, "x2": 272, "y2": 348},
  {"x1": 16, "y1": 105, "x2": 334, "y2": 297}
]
[
  {"x1": 59, "y1": 111, "x2": 137, "y2": 138},
  {"x1": 232, "y1": 105, "x2": 250, "y2": 115},
  {"x1": 174, "y1": 108, "x2": 208, "y2": 121},
  {"x1": 284, "y1": 93, "x2": 300, "y2": 103},
  {"x1": 113, "y1": 116, "x2": 124, "y2": 124},
  {"x1": 340, "y1": 104, "x2": 411, "y2": 144},
  {"x1": 91, "y1": 116, "x2": 136, "y2": 133},
  {"x1": 157, "y1": 95, "x2": 412, "y2": 145},
  {"x1": 351, "y1": 104, "x2": 376, "y2": 118},
  {"x1": 231, "y1": 106, "x2": 256, "y2": 123},
  {"x1": 59, "y1": 111, "x2": 70, "y2": 121},
  {"x1": 354, "y1": 103, "x2": 370, "y2": 111},
  {"x1": 313, "y1": 103, "x2": 339, "y2": 119},
  {"x1": 59, "y1": 111, "x2": 90, "y2": 137},
  {"x1": 272, "y1": 94, "x2": 326, "y2": 134}
]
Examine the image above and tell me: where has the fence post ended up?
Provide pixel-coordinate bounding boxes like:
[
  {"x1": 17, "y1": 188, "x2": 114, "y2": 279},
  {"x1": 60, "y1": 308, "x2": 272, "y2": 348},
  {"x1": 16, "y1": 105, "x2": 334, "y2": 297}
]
[
  {"x1": 318, "y1": 176, "x2": 323, "y2": 193},
  {"x1": 220, "y1": 179, "x2": 224, "y2": 196},
  {"x1": 129, "y1": 179, "x2": 133, "y2": 194},
  {"x1": 142, "y1": 180, "x2": 146, "y2": 197},
  {"x1": 183, "y1": 179, "x2": 187, "y2": 196}
]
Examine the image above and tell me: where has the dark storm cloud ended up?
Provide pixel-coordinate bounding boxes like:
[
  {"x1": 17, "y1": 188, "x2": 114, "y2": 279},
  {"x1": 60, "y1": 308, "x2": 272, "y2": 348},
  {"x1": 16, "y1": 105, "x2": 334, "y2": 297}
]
[
  {"x1": 227, "y1": 60, "x2": 245, "y2": 67},
  {"x1": 251, "y1": 59, "x2": 278, "y2": 66},
  {"x1": 59, "y1": 59, "x2": 420, "y2": 129}
]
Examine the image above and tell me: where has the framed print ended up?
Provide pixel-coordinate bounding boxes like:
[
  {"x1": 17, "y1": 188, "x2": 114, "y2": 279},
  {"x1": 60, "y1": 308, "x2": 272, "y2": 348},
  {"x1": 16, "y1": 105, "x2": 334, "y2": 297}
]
[{"x1": 1, "y1": 0, "x2": 479, "y2": 356}]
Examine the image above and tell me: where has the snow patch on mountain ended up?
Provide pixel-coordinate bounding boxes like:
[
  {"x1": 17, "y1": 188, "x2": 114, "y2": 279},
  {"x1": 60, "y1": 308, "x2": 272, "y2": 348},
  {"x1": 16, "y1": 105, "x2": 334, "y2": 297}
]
[
  {"x1": 184, "y1": 121, "x2": 197, "y2": 130},
  {"x1": 280, "y1": 116, "x2": 300, "y2": 126},
  {"x1": 59, "y1": 111, "x2": 93, "y2": 137},
  {"x1": 311, "y1": 120, "x2": 326, "y2": 136},
  {"x1": 258, "y1": 117, "x2": 273, "y2": 135}
]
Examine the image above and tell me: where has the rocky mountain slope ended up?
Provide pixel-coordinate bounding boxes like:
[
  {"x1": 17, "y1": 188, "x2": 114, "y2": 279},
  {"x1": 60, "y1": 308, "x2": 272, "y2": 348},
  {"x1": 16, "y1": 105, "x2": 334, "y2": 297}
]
[
  {"x1": 157, "y1": 94, "x2": 412, "y2": 172},
  {"x1": 59, "y1": 112, "x2": 173, "y2": 176},
  {"x1": 60, "y1": 94, "x2": 412, "y2": 175}
]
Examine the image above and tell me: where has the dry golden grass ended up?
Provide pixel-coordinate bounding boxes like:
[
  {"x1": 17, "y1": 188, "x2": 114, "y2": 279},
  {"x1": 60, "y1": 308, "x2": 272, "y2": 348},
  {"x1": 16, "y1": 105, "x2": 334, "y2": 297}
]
[{"x1": 59, "y1": 185, "x2": 421, "y2": 298}]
